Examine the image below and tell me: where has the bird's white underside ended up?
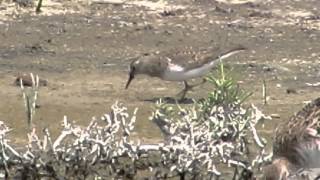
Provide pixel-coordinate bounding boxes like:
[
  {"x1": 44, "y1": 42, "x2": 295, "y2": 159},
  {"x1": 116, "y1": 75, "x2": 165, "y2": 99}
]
[
  {"x1": 162, "y1": 60, "x2": 219, "y2": 81},
  {"x1": 161, "y1": 49, "x2": 243, "y2": 81}
]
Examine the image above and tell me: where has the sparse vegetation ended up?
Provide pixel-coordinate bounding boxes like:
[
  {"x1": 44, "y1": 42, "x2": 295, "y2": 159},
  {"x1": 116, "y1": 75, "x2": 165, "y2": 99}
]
[
  {"x1": 0, "y1": 67, "x2": 273, "y2": 179},
  {"x1": 19, "y1": 73, "x2": 39, "y2": 130},
  {"x1": 198, "y1": 62, "x2": 252, "y2": 113},
  {"x1": 150, "y1": 63, "x2": 271, "y2": 179}
]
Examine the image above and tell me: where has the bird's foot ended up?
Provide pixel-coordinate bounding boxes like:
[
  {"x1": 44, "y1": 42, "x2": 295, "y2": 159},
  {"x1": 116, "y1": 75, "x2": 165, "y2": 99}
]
[
  {"x1": 176, "y1": 79, "x2": 207, "y2": 101},
  {"x1": 176, "y1": 81, "x2": 192, "y2": 101},
  {"x1": 176, "y1": 89, "x2": 188, "y2": 102}
]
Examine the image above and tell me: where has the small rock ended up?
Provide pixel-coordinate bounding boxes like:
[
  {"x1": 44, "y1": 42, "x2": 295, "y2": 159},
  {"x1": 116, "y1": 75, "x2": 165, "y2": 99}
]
[
  {"x1": 286, "y1": 88, "x2": 297, "y2": 94},
  {"x1": 13, "y1": 0, "x2": 34, "y2": 7},
  {"x1": 262, "y1": 66, "x2": 274, "y2": 72},
  {"x1": 248, "y1": 63, "x2": 256, "y2": 68},
  {"x1": 270, "y1": 114, "x2": 280, "y2": 118},
  {"x1": 15, "y1": 74, "x2": 48, "y2": 87},
  {"x1": 215, "y1": 6, "x2": 233, "y2": 14},
  {"x1": 159, "y1": 10, "x2": 176, "y2": 17}
]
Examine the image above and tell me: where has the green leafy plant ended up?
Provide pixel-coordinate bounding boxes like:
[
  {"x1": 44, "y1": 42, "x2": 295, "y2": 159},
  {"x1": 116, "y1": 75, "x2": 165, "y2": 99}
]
[{"x1": 199, "y1": 62, "x2": 252, "y2": 111}]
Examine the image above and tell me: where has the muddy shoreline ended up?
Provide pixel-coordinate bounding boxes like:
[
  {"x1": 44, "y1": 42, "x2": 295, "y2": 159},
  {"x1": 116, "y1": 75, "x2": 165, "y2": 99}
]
[{"x1": 0, "y1": 0, "x2": 319, "y2": 146}]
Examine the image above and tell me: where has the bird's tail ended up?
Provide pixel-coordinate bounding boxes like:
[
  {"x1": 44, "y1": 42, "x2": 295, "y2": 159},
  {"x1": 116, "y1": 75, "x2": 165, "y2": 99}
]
[
  {"x1": 209, "y1": 45, "x2": 247, "y2": 66},
  {"x1": 217, "y1": 46, "x2": 247, "y2": 61}
]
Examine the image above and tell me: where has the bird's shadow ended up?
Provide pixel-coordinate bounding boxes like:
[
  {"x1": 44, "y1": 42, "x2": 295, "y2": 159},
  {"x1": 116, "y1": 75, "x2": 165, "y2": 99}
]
[{"x1": 143, "y1": 97, "x2": 195, "y2": 104}]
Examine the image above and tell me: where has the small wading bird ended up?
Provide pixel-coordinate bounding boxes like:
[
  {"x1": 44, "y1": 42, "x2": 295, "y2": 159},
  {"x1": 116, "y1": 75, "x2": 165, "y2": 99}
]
[
  {"x1": 125, "y1": 46, "x2": 246, "y2": 100},
  {"x1": 264, "y1": 97, "x2": 320, "y2": 180}
]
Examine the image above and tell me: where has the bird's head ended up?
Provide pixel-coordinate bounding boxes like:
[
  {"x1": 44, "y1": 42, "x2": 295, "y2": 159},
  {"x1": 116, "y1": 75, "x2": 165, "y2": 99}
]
[{"x1": 125, "y1": 58, "x2": 143, "y2": 89}]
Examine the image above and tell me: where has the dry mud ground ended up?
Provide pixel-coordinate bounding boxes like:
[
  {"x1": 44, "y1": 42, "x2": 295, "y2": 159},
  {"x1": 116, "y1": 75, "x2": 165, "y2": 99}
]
[{"x1": 0, "y1": 0, "x2": 319, "y2": 147}]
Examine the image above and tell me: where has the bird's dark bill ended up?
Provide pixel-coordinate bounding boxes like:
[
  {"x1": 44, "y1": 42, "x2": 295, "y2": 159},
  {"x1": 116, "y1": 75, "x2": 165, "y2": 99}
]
[{"x1": 125, "y1": 73, "x2": 134, "y2": 89}]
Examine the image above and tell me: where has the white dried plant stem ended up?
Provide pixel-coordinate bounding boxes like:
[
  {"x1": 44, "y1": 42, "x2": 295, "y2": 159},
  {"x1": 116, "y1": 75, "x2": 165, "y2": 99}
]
[
  {"x1": 249, "y1": 122, "x2": 265, "y2": 148},
  {"x1": 30, "y1": 73, "x2": 35, "y2": 86},
  {"x1": 0, "y1": 99, "x2": 270, "y2": 179},
  {"x1": 19, "y1": 78, "x2": 27, "y2": 109}
]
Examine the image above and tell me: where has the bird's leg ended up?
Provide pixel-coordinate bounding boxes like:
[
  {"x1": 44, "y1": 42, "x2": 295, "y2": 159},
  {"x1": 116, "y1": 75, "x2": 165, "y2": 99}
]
[
  {"x1": 176, "y1": 81, "x2": 190, "y2": 100},
  {"x1": 176, "y1": 79, "x2": 207, "y2": 100}
]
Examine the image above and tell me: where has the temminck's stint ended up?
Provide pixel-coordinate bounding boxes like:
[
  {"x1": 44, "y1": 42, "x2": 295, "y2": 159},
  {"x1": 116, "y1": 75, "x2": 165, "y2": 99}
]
[{"x1": 125, "y1": 46, "x2": 246, "y2": 100}]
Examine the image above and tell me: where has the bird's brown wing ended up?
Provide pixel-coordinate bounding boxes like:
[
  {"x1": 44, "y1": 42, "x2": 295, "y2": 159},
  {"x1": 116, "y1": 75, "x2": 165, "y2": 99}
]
[
  {"x1": 273, "y1": 97, "x2": 320, "y2": 165},
  {"x1": 275, "y1": 97, "x2": 320, "y2": 143},
  {"x1": 161, "y1": 46, "x2": 246, "y2": 71}
]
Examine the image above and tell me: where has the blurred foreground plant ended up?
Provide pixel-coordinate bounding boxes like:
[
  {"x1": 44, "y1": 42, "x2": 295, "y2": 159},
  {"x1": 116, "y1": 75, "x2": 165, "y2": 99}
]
[
  {"x1": 150, "y1": 63, "x2": 272, "y2": 179},
  {"x1": 0, "y1": 102, "x2": 142, "y2": 179},
  {"x1": 19, "y1": 73, "x2": 39, "y2": 130}
]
